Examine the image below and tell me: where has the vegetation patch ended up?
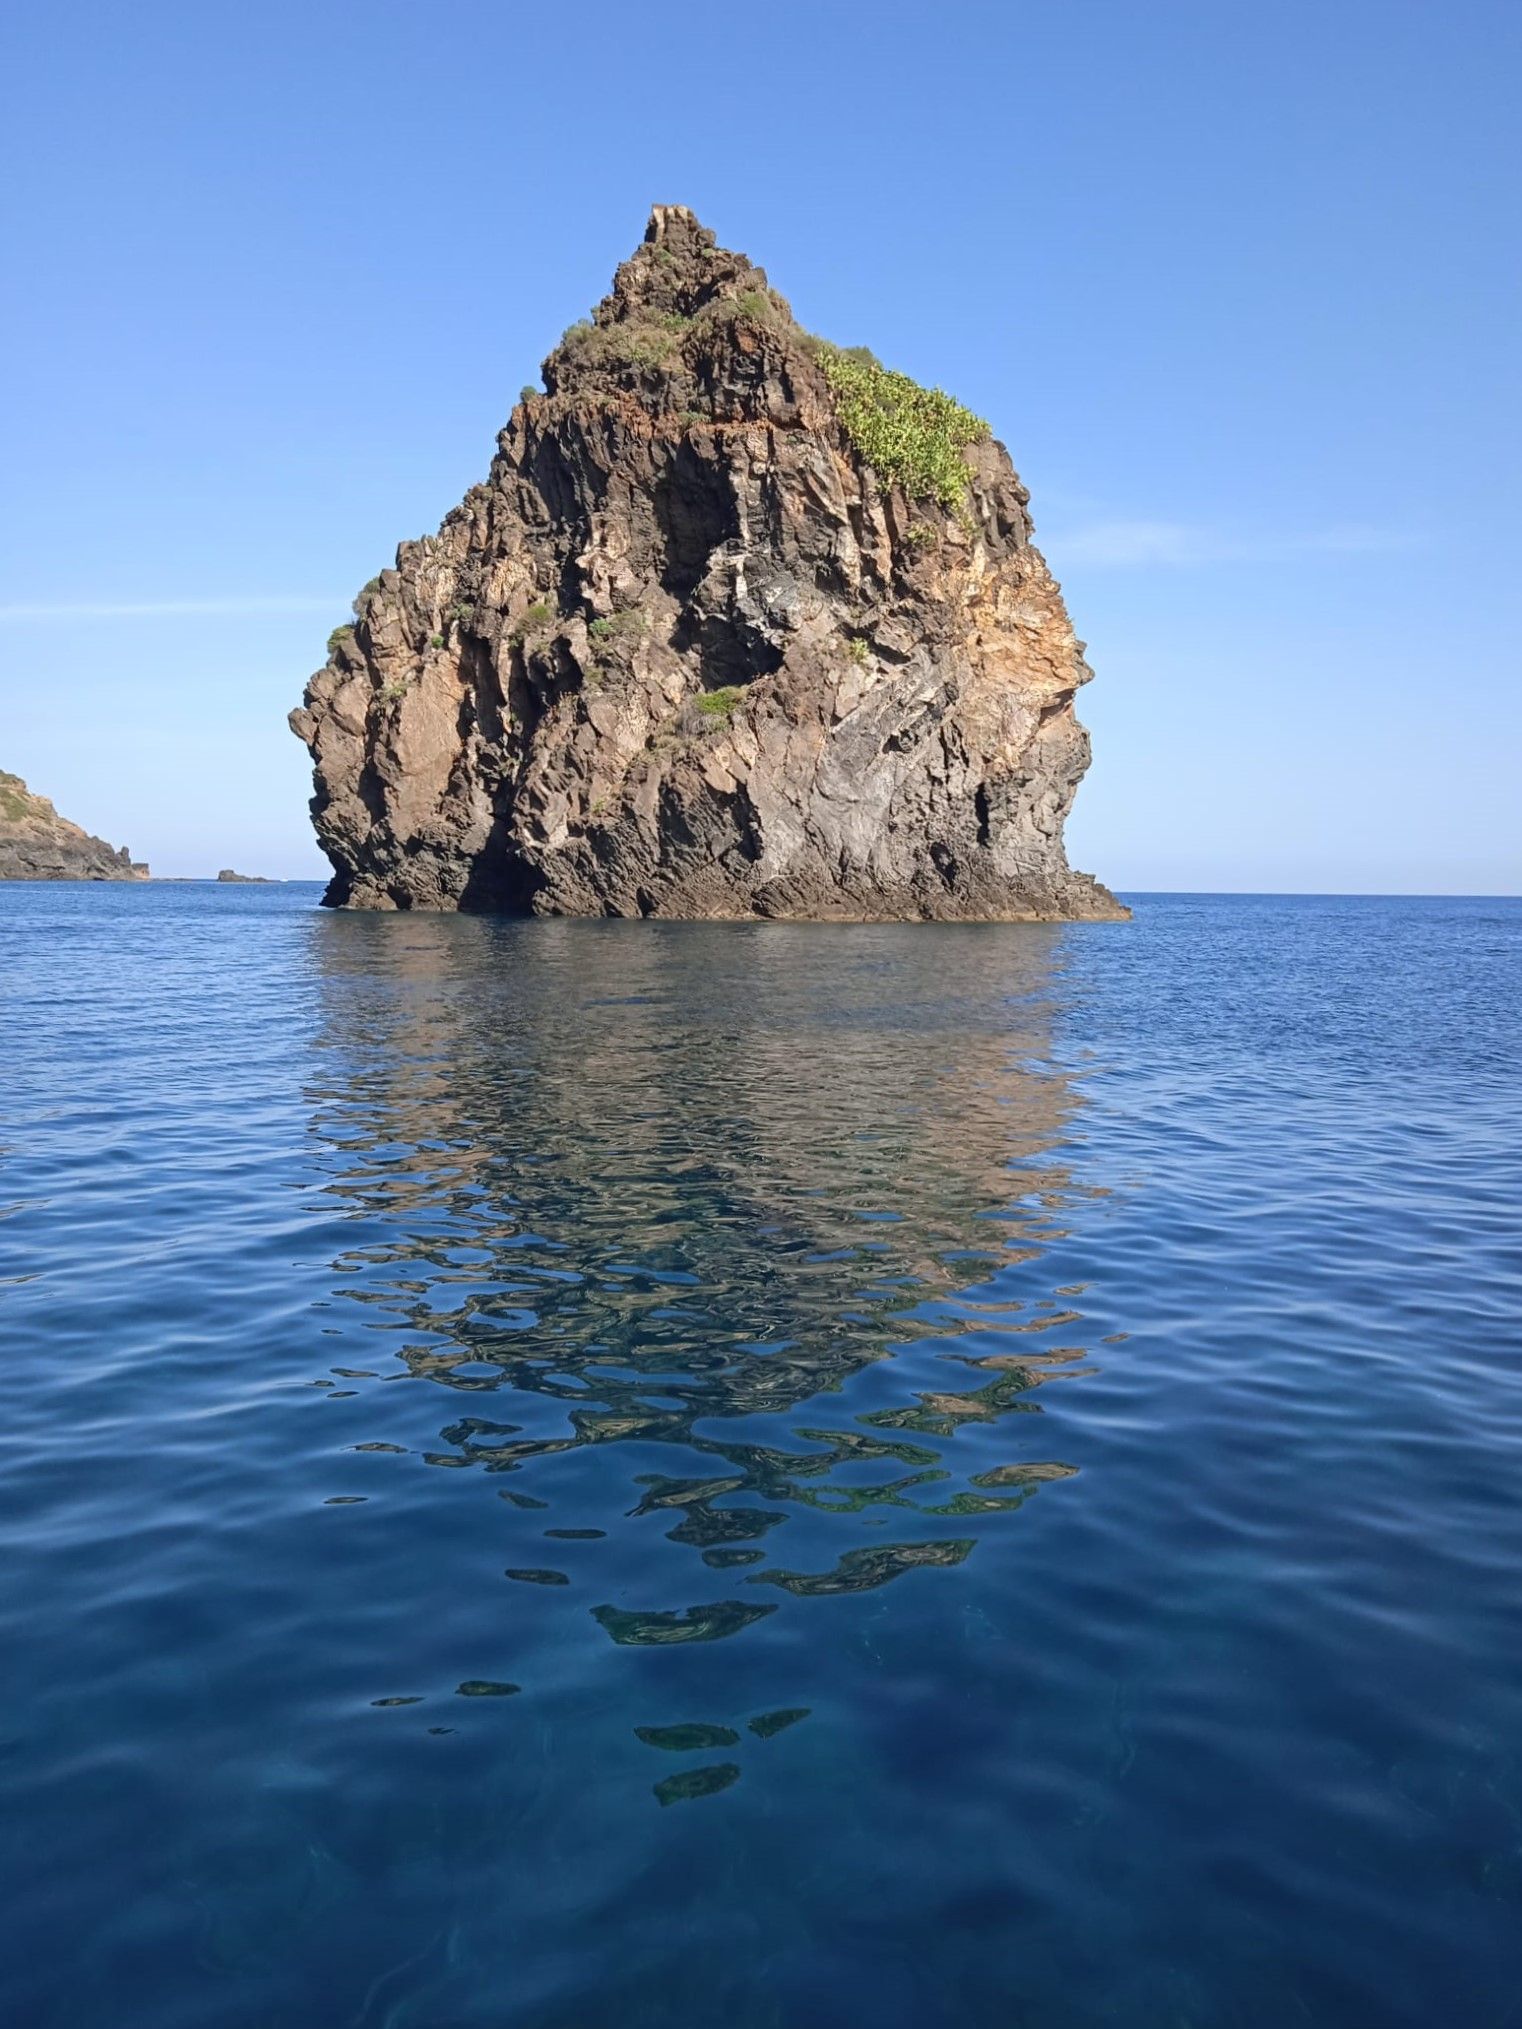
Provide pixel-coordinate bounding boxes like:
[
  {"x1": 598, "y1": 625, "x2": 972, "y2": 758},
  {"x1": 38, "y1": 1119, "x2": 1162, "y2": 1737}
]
[
  {"x1": 696, "y1": 685, "x2": 744, "y2": 720},
  {"x1": 559, "y1": 317, "x2": 683, "y2": 373},
  {"x1": 588, "y1": 609, "x2": 645, "y2": 644},
  {"x1": 557, "y1": 289, "x2": 781, "y2": 384},
  {"x1": 327, "y1": 624, "x2": 355, "y2": 656},
  {"x1": 511, "y1": 600, "x2": 553, "y2": 644},
  {"x1": 586, "y1": 608, "x2": 647, "y2": 678},
  {"x1": 845, "y1": 634, "x2": 870, "y2": 666},
  {"x1": 814, "y1": 343, "x2": 988, "y2": 510},
  {"x1": 691, "y1": 288, "x2": 780, "y2": 337}
]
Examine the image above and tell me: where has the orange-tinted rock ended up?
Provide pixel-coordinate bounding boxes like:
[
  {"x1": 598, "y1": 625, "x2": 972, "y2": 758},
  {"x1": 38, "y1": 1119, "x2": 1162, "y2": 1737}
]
[{"x1": 292, "y1": 207, "x2": 1123, "y2": 921}]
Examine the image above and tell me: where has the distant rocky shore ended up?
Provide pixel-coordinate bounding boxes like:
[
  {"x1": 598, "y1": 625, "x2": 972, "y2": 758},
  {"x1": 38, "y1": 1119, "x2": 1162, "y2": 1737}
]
[{"x1": 0, "y1": 771, "x2": 149, "y2": 881}]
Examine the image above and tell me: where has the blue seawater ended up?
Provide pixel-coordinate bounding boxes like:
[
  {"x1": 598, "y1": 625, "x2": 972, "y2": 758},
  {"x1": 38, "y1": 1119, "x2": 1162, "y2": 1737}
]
[{"x1": 2, "y1": 884, "x2": 1519, "y2": 2028}]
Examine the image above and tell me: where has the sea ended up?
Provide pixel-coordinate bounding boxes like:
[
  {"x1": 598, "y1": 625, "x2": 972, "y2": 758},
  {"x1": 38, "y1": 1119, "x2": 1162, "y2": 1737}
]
[{"x1": 3, "y1": 883, "x2": 1519, "y2": 2028}]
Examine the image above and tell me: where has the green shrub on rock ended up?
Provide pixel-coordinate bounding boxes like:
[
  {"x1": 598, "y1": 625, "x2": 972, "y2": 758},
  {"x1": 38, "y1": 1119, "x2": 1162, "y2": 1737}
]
[
  {"x1": 588, "y1": 609, "x2": 645, "y2": 643},
  {"x1": 559, "y1": 318, "x2": 682, "y2": 372},
  {"x1": 697, "y1": 685, "x2": 744, "y2": 719},
  {"x1": 511, "y1": 600, "x2": 553, "y2": 644},
  {"x1": 815, "y1": 344, "x2": 988, "y2": 510}
]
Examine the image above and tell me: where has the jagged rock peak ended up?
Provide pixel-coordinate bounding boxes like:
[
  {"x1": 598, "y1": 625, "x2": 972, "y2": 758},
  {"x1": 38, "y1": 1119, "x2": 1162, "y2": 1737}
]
[
  {"x1": 292, "y1": 206, "x2": 1125, "y2": 922},
  {"x1": 541, "y1": 204, "x2": 790, "y2": 400},
  {"x1": 618, "y1": 203, "x2": 767, "y2": 313}
]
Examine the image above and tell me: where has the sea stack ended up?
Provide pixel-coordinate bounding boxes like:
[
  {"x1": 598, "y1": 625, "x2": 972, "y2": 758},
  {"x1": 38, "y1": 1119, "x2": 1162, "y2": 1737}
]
[
  {"x1": 292, "y1": 206, "x2": 1124, "y2": 921},
  {"x1": 0, "y1": 772, "x2": 149, "y2": 881}
]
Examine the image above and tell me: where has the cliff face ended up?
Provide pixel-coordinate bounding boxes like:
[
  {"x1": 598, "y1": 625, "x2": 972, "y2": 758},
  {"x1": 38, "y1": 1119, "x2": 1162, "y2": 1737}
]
[
  {"x1": 292, "y1": 206, "x2": 1124, "y2": 921},
  {"x1": 0, "y1": 772, "x2": 148, "y2": 881}
]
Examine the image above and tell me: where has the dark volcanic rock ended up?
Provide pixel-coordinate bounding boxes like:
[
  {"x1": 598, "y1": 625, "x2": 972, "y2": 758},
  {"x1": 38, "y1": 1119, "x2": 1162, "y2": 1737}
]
[
  {"x1": 0, "y1": 771, "x2": 148, "y2": 881},
  {"x1": 216, "y1": 869, "x2": 273, "y2": 883},
  {"x1": 292, "y1": 205, "x2": 1124, "y2": 921}
]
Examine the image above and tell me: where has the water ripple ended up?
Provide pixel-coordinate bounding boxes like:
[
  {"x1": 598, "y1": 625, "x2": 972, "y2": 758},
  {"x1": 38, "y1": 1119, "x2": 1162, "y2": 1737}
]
[{"x1": 2, "y1": 885, "x2": 1519, "y2": 2028}]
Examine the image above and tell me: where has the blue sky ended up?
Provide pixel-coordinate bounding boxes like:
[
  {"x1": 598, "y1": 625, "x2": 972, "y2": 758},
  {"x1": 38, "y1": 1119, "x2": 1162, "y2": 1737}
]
[{"x1": 2, "y1": 0, "x2": 1517, "y2": 889}]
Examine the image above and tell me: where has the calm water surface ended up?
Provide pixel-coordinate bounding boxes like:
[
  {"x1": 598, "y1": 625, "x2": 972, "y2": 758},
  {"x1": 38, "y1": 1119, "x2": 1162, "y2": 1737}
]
[{"x1": 3, "y1": 886, "x2": 1519, "y2": 2027}]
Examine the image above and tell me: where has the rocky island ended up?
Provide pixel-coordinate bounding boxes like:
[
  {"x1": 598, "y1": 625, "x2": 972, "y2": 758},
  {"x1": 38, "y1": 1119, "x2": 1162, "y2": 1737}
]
[
  {"x1": 292, "y1": 206, "x2": 1123, "y2": 921},
  {"x1": 0, "y1": 772, "x2": 148, "y2": 881}
]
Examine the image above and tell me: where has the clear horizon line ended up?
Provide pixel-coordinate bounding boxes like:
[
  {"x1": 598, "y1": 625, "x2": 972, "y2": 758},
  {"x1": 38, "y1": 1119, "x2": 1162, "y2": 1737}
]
[{"x1": 62, "y1": 877, "x2": 1522, "y2": 901}]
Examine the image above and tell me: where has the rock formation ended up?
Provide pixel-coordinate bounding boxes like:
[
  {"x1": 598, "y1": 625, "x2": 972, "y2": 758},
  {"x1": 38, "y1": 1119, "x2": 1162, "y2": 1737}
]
[
  {"x1": 292, "y1": 206, "x2": 1124, "y2": 921},
  {"x1": 216, "y1": 869, "x2": 273, "y2": 883},
  {"x1": 0, "y1": 771, "x2": 148, "y2": 881}
]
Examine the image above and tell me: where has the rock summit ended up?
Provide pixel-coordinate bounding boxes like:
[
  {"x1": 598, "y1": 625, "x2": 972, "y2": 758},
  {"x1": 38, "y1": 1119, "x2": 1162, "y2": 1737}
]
[{"x1": 292, "y1": 206, "x2": 1124, "y2": 920}]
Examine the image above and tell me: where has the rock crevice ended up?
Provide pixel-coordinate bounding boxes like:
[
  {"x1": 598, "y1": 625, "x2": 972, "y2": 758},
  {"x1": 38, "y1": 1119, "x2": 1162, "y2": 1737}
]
[{"x1": 292, "y1": 206, "x2": 1124, "y2": 921}]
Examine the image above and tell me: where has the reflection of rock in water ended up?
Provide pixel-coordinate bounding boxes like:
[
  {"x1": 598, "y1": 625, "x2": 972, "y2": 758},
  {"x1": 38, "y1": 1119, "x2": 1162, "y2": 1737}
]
[
  {"x1": 306, "y1": 918, "x2": 1099, "y2": 1643},
  {"x1": 748, "y1": 1708, "x2": 810, "y2": 1739},
  {"x1": 593, "y1": 1600, "x2": 775, "y2": 1646},
  {"x1": 753, "y1": 1538, "x2": 974, "y2": 1597},
  {"x1": 635, "y1": 1723, "x2": 741, "y2": 1752},
  {"x1": 652, "y1": 1763, "x2": 741, "y2": 1809}
]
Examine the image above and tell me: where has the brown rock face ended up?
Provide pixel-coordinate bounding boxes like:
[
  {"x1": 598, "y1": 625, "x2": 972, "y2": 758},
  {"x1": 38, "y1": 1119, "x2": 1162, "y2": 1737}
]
[
  {"x1": 0, "y1": 772, "x2": 149, "y2": 881},
  {"x1": 292, "y1": 206, "x2": 1124, "y2": 921}
]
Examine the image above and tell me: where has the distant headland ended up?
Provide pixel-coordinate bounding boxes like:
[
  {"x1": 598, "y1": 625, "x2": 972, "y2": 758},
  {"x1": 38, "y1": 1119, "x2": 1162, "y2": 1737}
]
[{"x1": 0, "y1": 771, "x2": 148, "y2": 882}]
